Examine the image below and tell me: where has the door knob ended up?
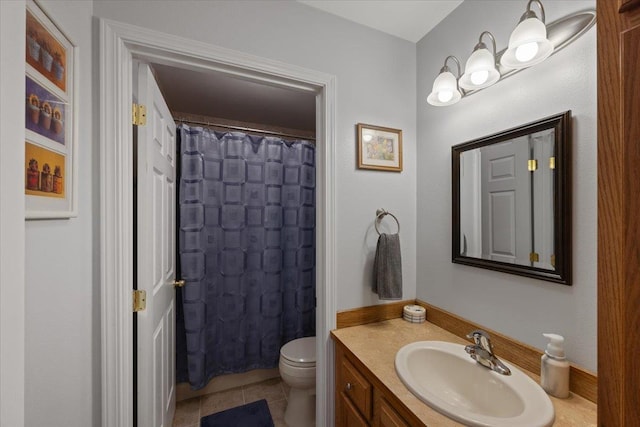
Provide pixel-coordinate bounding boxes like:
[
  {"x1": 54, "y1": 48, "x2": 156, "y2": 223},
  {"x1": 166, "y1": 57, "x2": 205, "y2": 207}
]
[{"x1": 173, "y1": 279, "x2": 186, "y2": 288}]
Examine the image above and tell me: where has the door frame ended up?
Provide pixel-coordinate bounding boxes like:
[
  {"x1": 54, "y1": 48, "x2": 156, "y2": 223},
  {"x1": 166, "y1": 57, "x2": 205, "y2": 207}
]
[{"x1": 99, "y1": 18, "x2": 337, "y2": 427}]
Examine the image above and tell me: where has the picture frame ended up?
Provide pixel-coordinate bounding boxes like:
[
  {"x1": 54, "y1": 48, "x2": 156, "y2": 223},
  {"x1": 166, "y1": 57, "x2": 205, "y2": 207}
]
[
  {"x1": 357, "y1": 123, "x2": 403, "y2": 172},
  {"x1": 25, "y1": 0, "x2": 78, "y2": 219}
]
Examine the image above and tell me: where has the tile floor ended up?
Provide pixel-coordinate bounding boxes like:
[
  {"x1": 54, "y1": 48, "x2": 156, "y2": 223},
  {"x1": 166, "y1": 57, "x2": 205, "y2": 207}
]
[{"x1": 173, "y1": 377, "x2": 291, "y2": 427}]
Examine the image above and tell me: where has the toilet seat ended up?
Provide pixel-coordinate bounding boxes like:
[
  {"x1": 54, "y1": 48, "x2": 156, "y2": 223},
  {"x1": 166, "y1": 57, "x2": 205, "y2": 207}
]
[{"x1": 280, "y1": 337, "x2": 316, "y2": 367}]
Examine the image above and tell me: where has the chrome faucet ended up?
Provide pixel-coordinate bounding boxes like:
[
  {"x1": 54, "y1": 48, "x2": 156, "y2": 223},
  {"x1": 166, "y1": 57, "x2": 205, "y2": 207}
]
[{"x1": 465, "y1": 330, "x2": 511, "y2": 376}]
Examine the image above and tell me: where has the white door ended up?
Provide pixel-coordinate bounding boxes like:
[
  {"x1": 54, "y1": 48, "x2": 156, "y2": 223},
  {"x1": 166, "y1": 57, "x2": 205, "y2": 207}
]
[
  {"x1": 481, "y1": 137, "x2": 531, "y2": 264},
  {"x1": 136, "y1": 62, "x2": 177, "y2": 427}
]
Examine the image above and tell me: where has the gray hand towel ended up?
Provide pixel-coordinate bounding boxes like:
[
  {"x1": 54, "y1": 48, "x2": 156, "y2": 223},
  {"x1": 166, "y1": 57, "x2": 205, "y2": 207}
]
[{"x1": 373, "y1": 233, "x2": 402, "y2": 300}]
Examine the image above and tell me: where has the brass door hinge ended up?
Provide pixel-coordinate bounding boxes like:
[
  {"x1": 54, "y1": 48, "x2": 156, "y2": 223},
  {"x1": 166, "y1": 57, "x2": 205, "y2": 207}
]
[
  {"x1": 173, "y1": 279, "x2": 186, "y2": 288},
  {"x1": 132, "y1": 103, "x2": 147, "y2": 126},
  {"x1": 133, "y1": 290, "x2": 146, "y2": 312},
  {"x1": 530, "y1": 252, "x2": 540, "y2": 263},
  {"x1": 528, "y1": 159, "x2": 538, "y2": 171},
  {"x1": 549, "y1": 157, "x2": 556, "y2": 170},
  {"x1": 551, "y1": 254, "x2": 556, "y2": 268}
]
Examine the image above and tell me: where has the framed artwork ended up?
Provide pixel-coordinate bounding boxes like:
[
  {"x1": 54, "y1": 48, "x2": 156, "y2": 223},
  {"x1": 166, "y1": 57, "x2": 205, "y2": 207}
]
[
  {"x1": 357, "y1": 123, "x2": 403, "y2": 172},
  {"x1": 25, "y1": 0, "x2": 77, "y2": 218}
]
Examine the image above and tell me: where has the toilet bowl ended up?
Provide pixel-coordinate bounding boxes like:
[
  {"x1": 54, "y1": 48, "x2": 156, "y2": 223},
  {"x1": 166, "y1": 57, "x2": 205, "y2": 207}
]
[{"x1": 279, "y1": 336, "x2": 316, "y2": 427}]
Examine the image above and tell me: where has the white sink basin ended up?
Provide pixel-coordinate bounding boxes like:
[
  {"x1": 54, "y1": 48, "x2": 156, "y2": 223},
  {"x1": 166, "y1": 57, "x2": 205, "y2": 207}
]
[{"x1": 395, "y1": 341, "x2": 554, "y2": 427}]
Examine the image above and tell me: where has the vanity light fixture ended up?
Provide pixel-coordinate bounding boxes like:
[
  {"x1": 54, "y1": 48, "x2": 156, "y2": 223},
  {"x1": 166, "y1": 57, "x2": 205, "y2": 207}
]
[
  {"x1": 427, "y1": 55, "x2": 463, "y2": 107},
  {"x1": 501, "y1": 0, "x2": 554, "y2": 69},
  {"x1": 427, "y1": 1, "x2": 595, "y2": 107},
  {"x1": 459, "y1": 31, "x2": 500, "y2": 91}
]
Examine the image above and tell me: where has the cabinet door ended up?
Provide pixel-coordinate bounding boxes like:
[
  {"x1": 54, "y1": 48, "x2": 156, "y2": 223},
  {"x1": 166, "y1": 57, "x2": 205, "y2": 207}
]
[
  {"x1": 340, "y1": 357, "x2": 372, "y2": 420},
  {"x1": 339, "y1": 392, "x2": 369, "y2": 427},
  {"x1": 378, "y1": 398, "x2": 410, "y2": 427},
  {"x1": 597, "y1": 0, "x2": 640, "y2": 424}
]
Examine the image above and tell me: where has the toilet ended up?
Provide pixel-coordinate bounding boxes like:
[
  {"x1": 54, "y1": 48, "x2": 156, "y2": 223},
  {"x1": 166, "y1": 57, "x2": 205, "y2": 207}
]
[{"x1": 279, "y1": 336, "x2": 316, "y2": 427}]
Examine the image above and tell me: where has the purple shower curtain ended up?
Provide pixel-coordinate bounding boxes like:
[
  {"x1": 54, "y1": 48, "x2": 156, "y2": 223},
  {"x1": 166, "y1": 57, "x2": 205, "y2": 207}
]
[{"x1": 176, "y1": 125, "x2": 316, "y2": 389}]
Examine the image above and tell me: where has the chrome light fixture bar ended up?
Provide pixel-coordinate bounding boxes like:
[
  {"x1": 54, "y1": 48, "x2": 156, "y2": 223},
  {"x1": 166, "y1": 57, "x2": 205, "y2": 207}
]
[{"x1": 427, "y1": 1, "x2": 596, "y2": 107}]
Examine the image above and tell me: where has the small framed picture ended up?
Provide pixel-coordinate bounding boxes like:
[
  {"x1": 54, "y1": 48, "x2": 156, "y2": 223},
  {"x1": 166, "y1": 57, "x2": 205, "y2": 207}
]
[
  {"x1": 357, "y1": 123, "x2": 403, "y2": 172},
  {"x1": 25, "y1": 0, "x2": 77, "y2": 219},
  {"x1": 26, "y1": 2, "x2": 68, "y2": 92}
]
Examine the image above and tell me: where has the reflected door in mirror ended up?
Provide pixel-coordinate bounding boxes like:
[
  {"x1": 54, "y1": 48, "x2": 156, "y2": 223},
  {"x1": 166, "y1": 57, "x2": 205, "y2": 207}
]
[{"x1": 452, "y1": 111, "x2": 571, "y2": 285}]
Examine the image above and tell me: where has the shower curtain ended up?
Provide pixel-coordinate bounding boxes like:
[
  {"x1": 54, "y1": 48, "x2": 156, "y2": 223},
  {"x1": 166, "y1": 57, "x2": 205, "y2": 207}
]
[{"x1": 176, "y1": 125, "x2": 316, "y2": 389}]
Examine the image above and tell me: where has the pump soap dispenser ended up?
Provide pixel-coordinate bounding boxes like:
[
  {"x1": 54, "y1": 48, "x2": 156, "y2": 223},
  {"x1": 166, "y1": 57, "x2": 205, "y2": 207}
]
[{"x1": 541, "y1": 333, "x2": 570, "y2": 398}]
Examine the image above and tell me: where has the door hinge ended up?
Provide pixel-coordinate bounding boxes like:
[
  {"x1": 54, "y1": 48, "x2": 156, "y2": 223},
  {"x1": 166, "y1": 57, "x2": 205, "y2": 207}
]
[
  {"x1": 133, "y1": 290, "x2": 146, "y2": 312},
  {"x1": 530, "y1": 252, "x2": 540, "y2": 263},
  {"x1": 550, "y1": 254, "x2": 556, "y2": 268},
  {"x1": 132, "y1": 103, "x2": 147, "y2": 126},
  {"x1": 528, "y1": 159, "x2": 538, "y2": 171},
  {"x1": 549, "y1": 157, "x2": 556, "y2": 170}
]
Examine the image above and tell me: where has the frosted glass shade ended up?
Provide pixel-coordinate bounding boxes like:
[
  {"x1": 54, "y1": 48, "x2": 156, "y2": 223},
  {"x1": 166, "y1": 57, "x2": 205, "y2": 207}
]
[
  {"x1": 459, "y1": 48, "x2": 500, "y2": 90},
  {"x1": 501, "y1": 17, "x2": 554, "y2": 69},
  {"x1": 427, "y1": 71, "x2": 461, "y2": 106}
]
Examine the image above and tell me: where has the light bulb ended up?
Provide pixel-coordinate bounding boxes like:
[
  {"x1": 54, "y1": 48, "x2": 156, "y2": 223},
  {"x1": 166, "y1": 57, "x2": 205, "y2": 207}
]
[
  {"x1": 428, "y1": 67, "x2": 461, "y2": 106},
  {"x1": 470, "y1": 70, "x2": 489, "y2": 85},
  {"x1": 515, "y1": 42, "x2": 539, "y2": 62},
  {"x1": 438, "y1": 90, "x2": 453, "y2": 103}
]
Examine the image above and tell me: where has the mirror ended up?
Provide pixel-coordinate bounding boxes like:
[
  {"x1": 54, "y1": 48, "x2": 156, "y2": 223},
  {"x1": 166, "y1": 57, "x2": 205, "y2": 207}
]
[{"x1": 452, "y1": 111, "x2": 571, "y2": 285}]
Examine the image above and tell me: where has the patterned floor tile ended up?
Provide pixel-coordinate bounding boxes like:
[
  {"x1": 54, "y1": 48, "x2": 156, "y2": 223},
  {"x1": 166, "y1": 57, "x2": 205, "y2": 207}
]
[
  {"x1": 172, "y1": 397, "x2": 201, "y2": 427},
  {"x1": 200, "y1": 386, "x2": 245, "y2": 417},
  {"x1": 281, "y1": 380, "x2": 291, "y2": 400},
  {"x1": 268, "y1": 398, "x2": 288, "y2": 427},
  {"x1": 243, "y1": 377, "x2": 287, "y2": 404}
]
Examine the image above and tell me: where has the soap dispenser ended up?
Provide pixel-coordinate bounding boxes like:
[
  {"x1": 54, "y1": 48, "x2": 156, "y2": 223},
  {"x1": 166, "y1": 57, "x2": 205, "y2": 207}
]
[{"x1": 541, "y1": 333, "x2": 570, "y2": 398}]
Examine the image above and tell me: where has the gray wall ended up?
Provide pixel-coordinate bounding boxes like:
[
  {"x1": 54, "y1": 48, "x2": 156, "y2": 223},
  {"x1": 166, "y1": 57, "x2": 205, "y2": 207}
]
[
  {"x1": 416, "y1": 1, "x2": 597, "y2": 371},
  {"x1": 19, "y1": 1, "x2": 417, "y2": 425},
  {"x1": 23, "y1": 1, "x2": 99, "y2": 426},
  {"x1": 14, "y1": 1, "x2": 598, "y2": 425},
  {"x1": 94, "y1": 0, "x2": 418, "y2": 310},
  {"x1": 1, "y1": 2, "x2": 26, "y2": 426}
]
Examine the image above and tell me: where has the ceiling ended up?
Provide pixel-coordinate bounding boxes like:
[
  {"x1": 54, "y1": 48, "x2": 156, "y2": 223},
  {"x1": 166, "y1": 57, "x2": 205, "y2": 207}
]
[
  {"x1": 298, "y1": 0, "x2": 463, "y2": 43},
  {"x1": 152, "y1": 1, "x2": 461, "y2": 132},
  {"x1": 152, "y1": 64, "x2": 317, "y2": 132}
]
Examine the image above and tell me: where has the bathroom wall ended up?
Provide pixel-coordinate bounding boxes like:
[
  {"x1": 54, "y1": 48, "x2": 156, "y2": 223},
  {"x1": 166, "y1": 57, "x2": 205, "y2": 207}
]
[
  {"x1": 22, "y1": 1, "x2": 100, "y2": 426},
  {"x1": 0, "y1": 2, "x2": 26, "y2": 426},
  {"x1": 416, "y1": 1, "x2": 597, "y2": 371},
  {"x1": 7, "y1": 1, "x2": 417, "y2": 425},
  {"x1": 9, "y1": 1, "x2": 598, "y2": 424},
  {"x1": 94, "y1": 0, "x2": 418, "y2": 310}
]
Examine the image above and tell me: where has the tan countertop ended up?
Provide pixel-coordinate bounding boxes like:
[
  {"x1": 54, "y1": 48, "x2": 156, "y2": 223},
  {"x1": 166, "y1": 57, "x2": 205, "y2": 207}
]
[{"x1": 331, "y1": 318, "x2": 596, "y2": 426}]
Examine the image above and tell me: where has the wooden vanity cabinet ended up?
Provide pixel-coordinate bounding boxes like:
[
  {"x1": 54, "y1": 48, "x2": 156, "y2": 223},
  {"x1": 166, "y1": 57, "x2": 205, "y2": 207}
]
[
  {"x1": 338, "y1": 391, "x2": 369, "y2": 427},
  {"x1": 335, "y1": 341, "x2": 416, "y2": 427},
  {"x1": 377, "y1": 397, "x2": 410, "y2": 427}
]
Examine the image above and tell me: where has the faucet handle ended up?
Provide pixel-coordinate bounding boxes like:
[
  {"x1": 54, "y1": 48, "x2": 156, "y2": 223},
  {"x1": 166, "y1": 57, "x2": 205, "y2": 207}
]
[
  {"x1": 467, "y1": 329, "x2": 494, "y2": 353},
  {"x1": 467, "y1": 329, "x2": 489, "y2": 341}
]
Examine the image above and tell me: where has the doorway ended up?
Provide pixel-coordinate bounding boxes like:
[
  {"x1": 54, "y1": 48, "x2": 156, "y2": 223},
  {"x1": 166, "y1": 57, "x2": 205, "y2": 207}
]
[
  {"x1": 137, "y1": 60, "x2": 318, "y2": 425},
  {"x1": 100, "y1": 19, "x2": 337, "y2": 427}
]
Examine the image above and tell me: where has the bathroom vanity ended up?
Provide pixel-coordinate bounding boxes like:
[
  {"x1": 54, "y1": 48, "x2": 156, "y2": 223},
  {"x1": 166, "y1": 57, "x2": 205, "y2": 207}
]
[
  {"x1": 334, "y1": 337, "x2": 427, "y2": 427},
  {"x1": 331, "y1": 318, "x2": 596, "y2": 426}
]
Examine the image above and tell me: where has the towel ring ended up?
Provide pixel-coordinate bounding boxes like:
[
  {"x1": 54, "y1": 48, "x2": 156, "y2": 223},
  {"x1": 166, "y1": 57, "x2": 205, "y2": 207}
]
[{"x1": 375, "y1": 209, "x2": 400, "y2": 235}]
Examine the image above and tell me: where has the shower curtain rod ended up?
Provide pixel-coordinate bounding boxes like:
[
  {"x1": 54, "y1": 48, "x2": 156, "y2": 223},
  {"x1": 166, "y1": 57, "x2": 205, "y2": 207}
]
[{"x1": 174, "y1": 117, "x2": 316, "y2": 142}]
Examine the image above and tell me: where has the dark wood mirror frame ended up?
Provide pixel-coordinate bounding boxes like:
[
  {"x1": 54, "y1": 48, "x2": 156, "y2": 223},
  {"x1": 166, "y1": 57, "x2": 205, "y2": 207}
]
[{"x1": 451, "y1": 111, "x2": 572, "y2": 285}]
